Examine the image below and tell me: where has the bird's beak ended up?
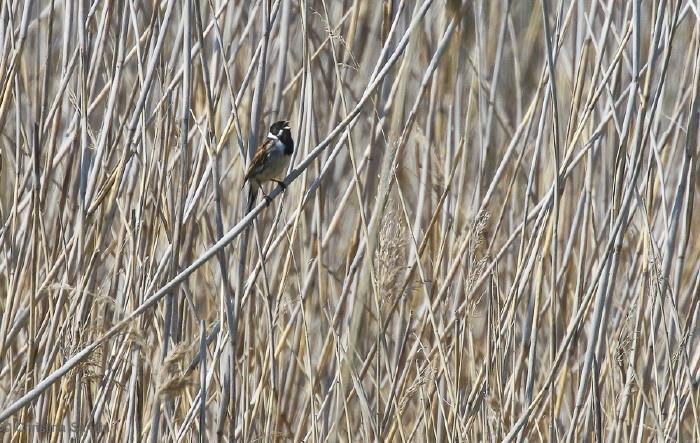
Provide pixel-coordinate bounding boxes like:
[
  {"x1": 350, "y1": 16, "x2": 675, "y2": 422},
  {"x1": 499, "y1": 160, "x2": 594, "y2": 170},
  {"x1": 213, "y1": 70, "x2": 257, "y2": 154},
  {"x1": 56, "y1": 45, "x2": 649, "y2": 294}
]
[{"x1": 284, "y1": 121, "x2": 291, "y2": 130}]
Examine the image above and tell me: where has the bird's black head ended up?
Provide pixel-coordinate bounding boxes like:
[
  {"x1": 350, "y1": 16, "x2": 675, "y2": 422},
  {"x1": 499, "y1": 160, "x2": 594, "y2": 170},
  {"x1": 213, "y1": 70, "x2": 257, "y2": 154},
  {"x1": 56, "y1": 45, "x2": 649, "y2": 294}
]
[
  {"x1": 268, "y1": 120, "x2": 294, "y2": 154},
  {"x1": 269, "y1": 120, "x2": 289, "y2": 136}
]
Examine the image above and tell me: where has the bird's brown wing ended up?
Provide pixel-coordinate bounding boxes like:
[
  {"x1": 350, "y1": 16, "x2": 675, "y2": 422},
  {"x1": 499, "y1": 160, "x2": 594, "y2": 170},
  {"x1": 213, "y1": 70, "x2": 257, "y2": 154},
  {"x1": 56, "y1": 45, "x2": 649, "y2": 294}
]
[{"x1": 243, "y1": 138, "x2": 274, "y2": 183}]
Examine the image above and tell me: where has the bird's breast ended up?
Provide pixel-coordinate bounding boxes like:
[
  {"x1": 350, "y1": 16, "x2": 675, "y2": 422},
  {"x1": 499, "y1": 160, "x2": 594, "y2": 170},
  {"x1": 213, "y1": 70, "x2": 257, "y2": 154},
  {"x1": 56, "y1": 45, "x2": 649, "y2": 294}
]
[{"x1": 257, "y1": 149, "x2": 290, "y2": 181}]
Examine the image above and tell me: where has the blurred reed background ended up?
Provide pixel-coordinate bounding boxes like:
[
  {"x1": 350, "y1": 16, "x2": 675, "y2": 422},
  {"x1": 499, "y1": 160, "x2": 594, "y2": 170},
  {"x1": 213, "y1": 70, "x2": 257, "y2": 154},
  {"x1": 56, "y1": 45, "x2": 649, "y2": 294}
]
[{"x1": 0, "y1": 0, "x2": 699, "y2": 441}]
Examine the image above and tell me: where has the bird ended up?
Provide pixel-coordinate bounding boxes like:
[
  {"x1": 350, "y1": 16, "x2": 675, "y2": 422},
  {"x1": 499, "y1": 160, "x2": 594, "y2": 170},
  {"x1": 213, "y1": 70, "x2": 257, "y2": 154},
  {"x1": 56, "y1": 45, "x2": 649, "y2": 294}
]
[{"x1": 243, "y1": 120, "x2": 294, "y2": 208}]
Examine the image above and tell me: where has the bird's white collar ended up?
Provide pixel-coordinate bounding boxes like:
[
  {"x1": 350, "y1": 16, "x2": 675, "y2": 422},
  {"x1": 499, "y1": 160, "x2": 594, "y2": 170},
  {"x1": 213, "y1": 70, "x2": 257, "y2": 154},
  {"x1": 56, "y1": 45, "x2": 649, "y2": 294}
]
[{"x1": 267, "y1": 132, "x2": 279, "y2": 140}]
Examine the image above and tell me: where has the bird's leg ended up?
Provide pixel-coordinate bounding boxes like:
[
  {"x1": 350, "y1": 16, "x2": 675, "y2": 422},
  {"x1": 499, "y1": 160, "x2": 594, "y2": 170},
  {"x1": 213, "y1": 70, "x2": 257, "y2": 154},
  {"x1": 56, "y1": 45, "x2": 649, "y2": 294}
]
[
  {"x1": 258, "y1": 184, "x2": 272, "y2": 207},
  {"x1": 272, "y1": 179, "x2": 286, "y2": 190}
]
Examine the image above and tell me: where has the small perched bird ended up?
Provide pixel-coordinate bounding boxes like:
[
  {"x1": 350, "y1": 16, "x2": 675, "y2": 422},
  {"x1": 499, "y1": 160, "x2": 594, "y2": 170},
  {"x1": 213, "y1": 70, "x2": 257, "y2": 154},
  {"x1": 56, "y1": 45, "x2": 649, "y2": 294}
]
[{"x1": 243, "y1": 120, "x2": 294, "y2": 208}]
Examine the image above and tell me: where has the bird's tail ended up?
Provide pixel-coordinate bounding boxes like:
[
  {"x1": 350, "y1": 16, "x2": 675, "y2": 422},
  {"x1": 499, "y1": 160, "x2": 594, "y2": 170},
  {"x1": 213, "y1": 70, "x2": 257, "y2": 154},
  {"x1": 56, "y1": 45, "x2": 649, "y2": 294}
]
[{"x1": 246, "y1": 183, "x2": 257, "y2": 212}]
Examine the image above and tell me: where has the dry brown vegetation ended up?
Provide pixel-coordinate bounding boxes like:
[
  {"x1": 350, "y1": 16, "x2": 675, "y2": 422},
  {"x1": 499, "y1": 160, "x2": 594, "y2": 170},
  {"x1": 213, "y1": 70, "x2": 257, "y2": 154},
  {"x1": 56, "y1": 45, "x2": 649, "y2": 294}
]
[{"x1": 1, "y1": 0, "x2": 699, "y2": 441}]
